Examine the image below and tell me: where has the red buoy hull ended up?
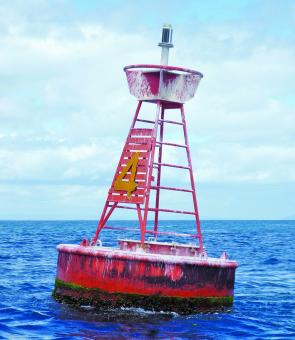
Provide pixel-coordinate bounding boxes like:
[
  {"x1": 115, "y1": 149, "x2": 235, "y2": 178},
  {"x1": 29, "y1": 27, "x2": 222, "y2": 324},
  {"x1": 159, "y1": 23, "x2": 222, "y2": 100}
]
[{"x1": 53, "y1": 244, "x2": 237, "y2": 313}]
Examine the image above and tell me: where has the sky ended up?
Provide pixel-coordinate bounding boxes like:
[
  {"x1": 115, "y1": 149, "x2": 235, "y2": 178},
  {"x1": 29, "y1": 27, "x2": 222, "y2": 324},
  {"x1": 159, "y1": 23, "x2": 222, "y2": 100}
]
[{"x1": 0, "y1": 0, "x2": 294, "y2": 220}]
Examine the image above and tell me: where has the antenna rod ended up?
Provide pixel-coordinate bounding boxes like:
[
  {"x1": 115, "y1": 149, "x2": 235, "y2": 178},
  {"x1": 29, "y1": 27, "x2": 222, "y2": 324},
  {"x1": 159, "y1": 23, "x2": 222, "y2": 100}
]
[{"x1": 158, "y1": 24, "x2": 173, "y2": 65}]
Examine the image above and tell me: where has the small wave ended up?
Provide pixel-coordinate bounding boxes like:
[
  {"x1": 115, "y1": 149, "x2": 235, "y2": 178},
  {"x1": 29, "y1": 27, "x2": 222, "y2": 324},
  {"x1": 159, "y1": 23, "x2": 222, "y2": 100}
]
[
  {"x1": 0, "y1": 306, "x2": 24, "y2": 314},
  {"x1": 119, "y1": 306, "x2": 179, "y2": 317},
  {"x1": 80, "y1": 305, "x2": 95, "y2": 311},
  {"x1": 1, "y1": 220, "x2": 294, "y2": 338},
  {"x1": 0, "y1": 255, "x2": 12, "y2": 260},
  {"x1": 31, "y1": 310, "x2": 51, "y2": 320},
  {"x1": 262, "y1": 257, "x2": 280, "y2": 265}
]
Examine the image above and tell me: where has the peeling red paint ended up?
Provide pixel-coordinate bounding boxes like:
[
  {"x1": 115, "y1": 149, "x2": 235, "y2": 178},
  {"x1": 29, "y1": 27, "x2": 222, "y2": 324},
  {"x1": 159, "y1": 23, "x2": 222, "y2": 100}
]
[
  {"x1": 124, "y1": 64, "x2": 203, "y2": 104},
  {"x1": 56, "y1": 245, "x2": 237, "y2": 299}
]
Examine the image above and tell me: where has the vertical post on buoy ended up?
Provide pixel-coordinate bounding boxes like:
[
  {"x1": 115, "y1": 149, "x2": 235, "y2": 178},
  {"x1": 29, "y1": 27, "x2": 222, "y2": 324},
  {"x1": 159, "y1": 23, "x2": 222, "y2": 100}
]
[
  {"x1": 158, "y1": 24, "x2": 173, "y2": 65},
  {"x1": 154, "y1": 24, "x2": 173, "y2": 236}
]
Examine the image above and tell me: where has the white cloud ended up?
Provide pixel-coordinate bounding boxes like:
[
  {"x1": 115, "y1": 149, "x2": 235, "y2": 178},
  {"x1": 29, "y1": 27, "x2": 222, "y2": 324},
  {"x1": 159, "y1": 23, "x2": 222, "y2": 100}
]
[
  {"x1": 194, "y1": 144, "x2": 295, "y2": 183},
  {"x1": 0, "y1": 1, "x2": 294, "y2": 218},
  {"x1": 0, "y1": 140, "x2": 122, "y2": 184}
]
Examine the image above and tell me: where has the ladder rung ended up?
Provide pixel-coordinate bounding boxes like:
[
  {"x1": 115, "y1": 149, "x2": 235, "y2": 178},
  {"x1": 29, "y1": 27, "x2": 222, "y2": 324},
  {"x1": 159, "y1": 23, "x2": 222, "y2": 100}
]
[
  {"x1": 156, "y1": 141, "x2": 187, "y2": 148},
  {"x1": 104, "y1": 226, "x2": 198, "y2": 239},
  {"x1": 146, "y1": 230, "x2": 198, "y2": 238},
  {"x1": 136, "y1": 118, "x2": 183, "y2": 126},
  {"x1": 148, "y1": 207, "x2": 196, "y2": 215},
  {"x1": 150, "y1": 185, "x2": 193, "y2": 193},
  {"x1": 114, "y1": 204, "x2": 197, "y2": 216},
  {"x1": 136, "y1": 118, "x2": 155, "y2": 124},
  {"x1": 127, "y1": 137, "x2": 151, "y2": 144},
  {"x1": 153, "y1": 162, "x2": 190, "y2": 170},
  {"x1": 159, "y1": 119, "x2": 183, "y2": 126},
  {"x1": 130, "y1": 128, "x2": 153, "y2": 136},
  {"x1": 114, "y1": 204, "x2": 137, "y2": 210}
]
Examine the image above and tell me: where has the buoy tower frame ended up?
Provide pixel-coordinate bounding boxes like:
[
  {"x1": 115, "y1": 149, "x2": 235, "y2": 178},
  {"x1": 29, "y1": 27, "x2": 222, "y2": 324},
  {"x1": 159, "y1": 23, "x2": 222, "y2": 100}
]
[{"x1": 92, "y1": 24, "x2": 204, "y2": 250}]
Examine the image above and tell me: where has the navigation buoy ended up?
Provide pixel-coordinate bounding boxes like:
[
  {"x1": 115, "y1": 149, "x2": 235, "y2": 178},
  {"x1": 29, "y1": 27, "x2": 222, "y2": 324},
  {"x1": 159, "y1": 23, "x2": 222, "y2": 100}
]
[{"x1": 53, "y1": 25, "x2": 238, "y2": 314}]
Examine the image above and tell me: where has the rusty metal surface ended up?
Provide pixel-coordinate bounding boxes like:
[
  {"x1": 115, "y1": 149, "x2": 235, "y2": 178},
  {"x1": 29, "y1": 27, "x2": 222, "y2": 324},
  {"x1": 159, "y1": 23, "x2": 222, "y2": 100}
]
[
  {"x1": 124, "y1": 65, "x2": 202, "y2": 103},
  {"x1": 56, "y1": 245, "x2": 237, "y2": 300}
]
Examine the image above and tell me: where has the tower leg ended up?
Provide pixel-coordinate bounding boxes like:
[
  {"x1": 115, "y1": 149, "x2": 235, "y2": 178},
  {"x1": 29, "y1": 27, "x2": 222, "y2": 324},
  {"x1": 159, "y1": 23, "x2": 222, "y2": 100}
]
[
  {"x1": 154, "y1": 106, "x2": 165, "y2": 237},
  {"x1": 141, "y1": 102, "x2": 161, "y2": 244},
  {"x1": 180, "y1": 105, "x2": 203, "y2": 251}
]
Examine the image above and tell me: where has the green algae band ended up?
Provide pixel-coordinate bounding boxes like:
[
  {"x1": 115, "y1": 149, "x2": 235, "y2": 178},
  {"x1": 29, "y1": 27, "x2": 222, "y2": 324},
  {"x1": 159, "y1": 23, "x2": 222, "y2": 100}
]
[{"x1": 53, "y1": 278, "x2": 234, "y2": 315}]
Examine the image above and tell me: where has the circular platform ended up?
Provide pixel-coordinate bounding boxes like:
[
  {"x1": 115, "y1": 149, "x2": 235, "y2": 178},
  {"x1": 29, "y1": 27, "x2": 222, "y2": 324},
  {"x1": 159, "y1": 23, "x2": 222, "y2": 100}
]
[{"x1": 124, "y1": 64, "x2": 203, "y2": 104}]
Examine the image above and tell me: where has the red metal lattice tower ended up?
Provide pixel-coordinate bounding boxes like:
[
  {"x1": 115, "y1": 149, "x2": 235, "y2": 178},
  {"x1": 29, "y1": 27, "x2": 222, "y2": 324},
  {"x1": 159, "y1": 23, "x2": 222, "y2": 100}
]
[{"x1": 92, "y1": 26, "x2": 204, "y2": 250}]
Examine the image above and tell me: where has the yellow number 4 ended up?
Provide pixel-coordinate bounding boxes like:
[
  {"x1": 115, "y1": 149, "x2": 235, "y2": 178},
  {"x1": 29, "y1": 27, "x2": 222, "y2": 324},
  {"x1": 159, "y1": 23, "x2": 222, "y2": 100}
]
[{"x1": 114, "y1": 152, "x2": 140, "y2": 198}]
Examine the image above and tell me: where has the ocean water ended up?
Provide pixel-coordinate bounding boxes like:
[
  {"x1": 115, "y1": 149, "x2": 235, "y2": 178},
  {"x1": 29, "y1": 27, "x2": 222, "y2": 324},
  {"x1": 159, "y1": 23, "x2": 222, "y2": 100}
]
[{"x1": 0, "y1": 220, "x2": 294, "y2": 339}]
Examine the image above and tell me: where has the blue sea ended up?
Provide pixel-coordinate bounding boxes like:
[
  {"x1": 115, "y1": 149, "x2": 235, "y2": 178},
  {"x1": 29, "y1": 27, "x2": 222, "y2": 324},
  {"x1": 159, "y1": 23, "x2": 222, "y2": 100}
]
[{"x1": 0, "y1": 220, "x2": 294, "y2": 339}]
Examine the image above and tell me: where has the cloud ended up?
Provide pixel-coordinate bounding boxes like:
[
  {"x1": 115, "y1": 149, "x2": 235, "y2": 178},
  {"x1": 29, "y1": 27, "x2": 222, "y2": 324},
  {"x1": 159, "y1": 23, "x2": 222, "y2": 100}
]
[
  {"x1": 0, "y1": 140, "x2": 123, "y2": 185},
  {"x1": 194, "y1": 144, "x2": 295, "y2": 183},
  {"x1": 0, "y1": 1, "x2": 294, "y2": 219}
]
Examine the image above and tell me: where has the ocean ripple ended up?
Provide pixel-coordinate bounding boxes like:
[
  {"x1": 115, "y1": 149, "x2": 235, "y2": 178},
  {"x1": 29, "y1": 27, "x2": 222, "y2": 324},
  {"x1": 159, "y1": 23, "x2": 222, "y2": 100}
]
[{"x1": 0, "y1": 220, "x2": 294, "y2": 339}]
